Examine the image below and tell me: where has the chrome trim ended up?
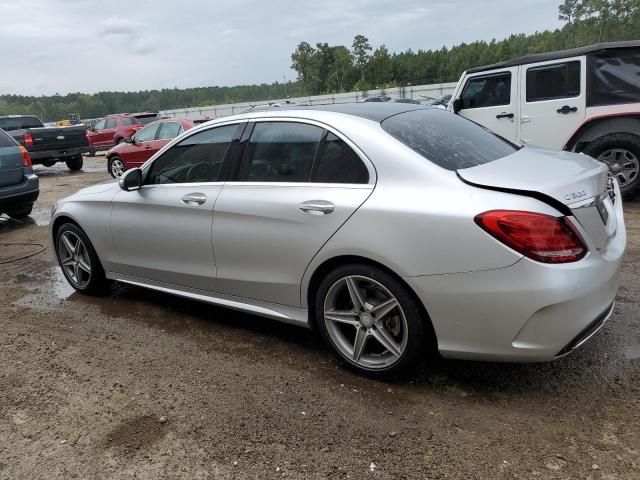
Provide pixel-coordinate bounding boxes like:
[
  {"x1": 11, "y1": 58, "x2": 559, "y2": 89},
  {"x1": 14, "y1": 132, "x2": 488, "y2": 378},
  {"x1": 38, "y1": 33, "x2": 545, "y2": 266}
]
[{"x1": 105, "y1": 272, "x2": 310, "y2": 327}]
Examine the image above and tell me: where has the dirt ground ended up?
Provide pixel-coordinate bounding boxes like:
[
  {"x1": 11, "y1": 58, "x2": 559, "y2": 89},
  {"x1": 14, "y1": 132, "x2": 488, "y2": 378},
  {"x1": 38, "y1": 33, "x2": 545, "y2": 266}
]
[{"x1": 0, "y1": 156, "x2": 639, "y2": 480}]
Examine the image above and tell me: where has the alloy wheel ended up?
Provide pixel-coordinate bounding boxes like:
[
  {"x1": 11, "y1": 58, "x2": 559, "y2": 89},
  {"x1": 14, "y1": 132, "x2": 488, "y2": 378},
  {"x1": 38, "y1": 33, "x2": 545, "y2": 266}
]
[
  {"x1": 323, "y1": 275, "x2": 408, "y2": 370},
  {"x1": 58, "y1": 231, "x2": 92, "y2": 288},
  {"x1": 110, "y1": 158, "x2": 125, "y2": 177},
  {"x1": 598, "y1": 148, "x2": 639, "y2": 188}
]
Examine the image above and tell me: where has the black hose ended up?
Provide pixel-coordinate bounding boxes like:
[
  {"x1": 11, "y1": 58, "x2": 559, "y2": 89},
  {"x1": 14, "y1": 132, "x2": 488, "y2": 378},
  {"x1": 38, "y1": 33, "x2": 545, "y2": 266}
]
[{"x1": 0, "y1": 243, "x2": 47, "y2": 264}]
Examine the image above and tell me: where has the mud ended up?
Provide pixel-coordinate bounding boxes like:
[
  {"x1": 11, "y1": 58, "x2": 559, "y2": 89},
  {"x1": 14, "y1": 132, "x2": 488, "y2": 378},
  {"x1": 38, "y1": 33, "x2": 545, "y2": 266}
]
[{"x1": 0, "y1": 156, "x2": 639, "y2": 479}]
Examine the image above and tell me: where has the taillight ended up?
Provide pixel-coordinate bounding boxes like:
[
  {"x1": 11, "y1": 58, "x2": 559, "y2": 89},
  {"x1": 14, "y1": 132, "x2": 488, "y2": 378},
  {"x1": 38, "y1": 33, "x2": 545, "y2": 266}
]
[
  {"x1": 18, "y1": 146, "x2": 32, "y2": 167},
  {"x1": 24, "y1": 132, "x2": 33, "y2": 147},
  {"x1": 475, "y1": 210, "x2": 587, "y2": 264}
]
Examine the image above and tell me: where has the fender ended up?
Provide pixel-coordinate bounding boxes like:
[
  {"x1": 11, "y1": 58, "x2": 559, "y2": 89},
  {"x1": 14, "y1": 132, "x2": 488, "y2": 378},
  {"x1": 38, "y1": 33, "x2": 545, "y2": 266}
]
[{"x1": 563, "y1": 112, "x2": 640, "y2": 151}]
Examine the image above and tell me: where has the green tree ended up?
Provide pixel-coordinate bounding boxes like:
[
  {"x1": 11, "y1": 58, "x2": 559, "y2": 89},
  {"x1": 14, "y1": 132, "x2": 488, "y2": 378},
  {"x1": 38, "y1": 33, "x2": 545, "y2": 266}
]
[
  {"x1": 291, "y1": 41, "x2": 316, "y2": 94},
  {"x1": 352, "y1": 34, "x2": 372, "y2": 85}
]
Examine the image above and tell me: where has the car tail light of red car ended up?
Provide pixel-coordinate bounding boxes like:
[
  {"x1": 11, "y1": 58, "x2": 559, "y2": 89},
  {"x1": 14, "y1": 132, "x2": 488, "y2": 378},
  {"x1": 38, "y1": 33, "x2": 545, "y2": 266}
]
[
  {"x1": 18, "y1": 145, "x2": 32, "y2": 167},
  {"x1": 474, "y1": 210, "x2": 587, "y2": 264},
  {"x1": 24, "y1": 132, "x2": 33, "y2": 147}
]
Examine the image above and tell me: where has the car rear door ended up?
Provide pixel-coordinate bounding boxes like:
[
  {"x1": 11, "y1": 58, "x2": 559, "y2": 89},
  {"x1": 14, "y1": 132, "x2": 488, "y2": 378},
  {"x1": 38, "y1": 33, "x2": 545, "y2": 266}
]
[
  {"x1": 456, "y1": 68, "x2": 519, "y2": 143},
  {"x1": 211, "y1": 120, "x2": 374, "y2": 307},
  {"x1": 0, "y1": 130, "x2": 23, "y2": 187},
  {"x1": 109, "y1": 123, "x2": 244, "y2": 292},
  {"x1": 518, "y1": 57, "x2": 586, "y2": 149}
]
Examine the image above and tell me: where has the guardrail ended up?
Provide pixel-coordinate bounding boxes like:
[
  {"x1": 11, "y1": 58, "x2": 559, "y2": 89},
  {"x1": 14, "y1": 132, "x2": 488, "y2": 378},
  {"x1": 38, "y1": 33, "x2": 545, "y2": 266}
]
[{"x1": 159, "y1": 82, "x2": 458, "y2": 119}]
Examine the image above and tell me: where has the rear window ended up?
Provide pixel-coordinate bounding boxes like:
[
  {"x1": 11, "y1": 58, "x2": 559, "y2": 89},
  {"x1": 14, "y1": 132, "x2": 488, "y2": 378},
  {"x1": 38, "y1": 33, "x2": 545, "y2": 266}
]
[
  {"x1": 381, "y1": 109, "x2": 518, "y2": 170},
  {"x1": 0, "y1": 116, "x2": 43, "y2": 131},
  {"x1": 0, "y1": 129, "x2": 18, "y2": 148}
]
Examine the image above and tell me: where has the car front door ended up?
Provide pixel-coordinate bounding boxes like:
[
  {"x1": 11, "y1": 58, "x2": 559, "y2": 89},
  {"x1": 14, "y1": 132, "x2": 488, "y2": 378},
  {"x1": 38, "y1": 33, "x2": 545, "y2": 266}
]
[
  {"x1": 125, "y1": 123, "x2": 161, "y2": 167},
  {"x1": 87, "y1": 118, "x2": 106, "y2": 147},
  {"x1": 456, "y1": 68, "x2": 519, "y2": 143},
  {"x1": 109, "y1": 123, "x2": 244, "y2": 291},
  {"x1": 99, "y1": 118, "x2": 118, "y2": 147},
  {"x1": 518, "y1": 57, "x2": 586, "y2": 149},
  {"x1": 212, "y1": 120, "x2": 374, "y2": 307}
]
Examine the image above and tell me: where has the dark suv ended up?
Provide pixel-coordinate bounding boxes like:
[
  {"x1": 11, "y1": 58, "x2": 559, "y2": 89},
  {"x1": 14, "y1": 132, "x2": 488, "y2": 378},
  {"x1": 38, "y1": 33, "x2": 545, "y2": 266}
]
[{"x1": 0, "y1": 128, "x2": 39, "y2": 219}]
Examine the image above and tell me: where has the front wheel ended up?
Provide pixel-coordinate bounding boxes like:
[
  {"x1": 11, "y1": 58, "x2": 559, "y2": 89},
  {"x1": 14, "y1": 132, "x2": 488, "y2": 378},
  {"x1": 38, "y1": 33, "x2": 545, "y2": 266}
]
[
  {"x1": 65, "y1": 156, "x2": 83, "y2": 171},
  {"x1": 108, "y1": 156, "x2": 126, "y2": 178},
  {"x1": 314, "y1": 264, "x2": 429, "y2": 377},
  {"x1": 583, "y1": 133, "x2": 640, "y2": 199},
  {"x1": 54, "y1": 223, "x2": 107, "y2": 295}
]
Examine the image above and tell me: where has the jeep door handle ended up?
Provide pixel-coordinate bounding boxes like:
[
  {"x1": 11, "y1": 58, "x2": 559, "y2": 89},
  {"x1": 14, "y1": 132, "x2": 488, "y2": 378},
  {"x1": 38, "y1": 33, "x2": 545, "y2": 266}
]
[
  {"x1": 181, "y1": 193, "x2": 207, "y2": 205},
  {"x1": 557, "y1": 105, "x2": 578, "y2": 114},
  {"x1": 495, "y1": 112, "x2": 514, "y2": 119},
  {"x1": 299, "y1": 200, "x2": 335, "y2": 215}
]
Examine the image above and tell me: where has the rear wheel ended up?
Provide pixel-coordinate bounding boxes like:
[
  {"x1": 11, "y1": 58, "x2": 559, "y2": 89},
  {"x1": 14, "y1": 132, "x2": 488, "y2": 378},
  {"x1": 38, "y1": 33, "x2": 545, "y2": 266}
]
[
  {"x1": 88, "y1": 147, "x2": 96, "y2": 157},
  {"x1": 315, "y1": 264, "x2": 428, "y2": 377},
  {"x1": 6, "y1": 204, "x2": 33, "y2": 219},
  {"x1": 54, "y1": 223, "x2": 107, "y2": 295},
  {"x1": 108, "y1": 156, "x2": 126, "y2": 178},
  {"x1": 583, "y1": 133, "x2": 640, "y2": 199},
  {"x1": 65, "y1": 156, "x2": 84, "y2": 171}
]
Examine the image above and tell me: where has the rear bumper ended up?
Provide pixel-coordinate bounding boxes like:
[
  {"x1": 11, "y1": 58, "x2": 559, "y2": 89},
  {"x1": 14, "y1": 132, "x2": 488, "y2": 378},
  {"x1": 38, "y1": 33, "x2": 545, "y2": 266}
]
[
  {"x1": 0, "y1": 174, "x2": 39, "y2": 210},
  {"x1": 404, "y1": 205, "x2": 625, "y2": 362},
  {"x1": 29, "y1": 146, "x2": 90, "y2": 163}
]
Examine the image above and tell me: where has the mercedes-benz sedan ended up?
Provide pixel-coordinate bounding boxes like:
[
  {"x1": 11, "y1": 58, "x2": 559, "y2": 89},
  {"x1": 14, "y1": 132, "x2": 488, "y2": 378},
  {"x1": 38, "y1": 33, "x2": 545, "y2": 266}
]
[{"x1": 50, "y1": 103, "x2": 626, "y2": 376}]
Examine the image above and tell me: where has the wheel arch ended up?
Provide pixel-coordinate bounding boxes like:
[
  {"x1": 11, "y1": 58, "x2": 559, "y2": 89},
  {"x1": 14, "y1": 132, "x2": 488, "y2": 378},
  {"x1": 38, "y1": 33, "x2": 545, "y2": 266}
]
[
  {"x1": 565, "y1": 114, "x2": 640, "y2": 152},
  {"x1": 304, "y1": 254, "x2": 438, "y2": 353},
  {"x1": 51, "y1": 214, "x2": 107, "y2": 270}
]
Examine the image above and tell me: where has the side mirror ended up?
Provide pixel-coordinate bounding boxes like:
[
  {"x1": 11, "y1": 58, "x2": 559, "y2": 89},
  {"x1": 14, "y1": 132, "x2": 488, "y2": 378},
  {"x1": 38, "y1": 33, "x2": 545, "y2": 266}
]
[
  {"x1": 119, "y1": 168, "x2": 142, "y2": 191},
  {"x1": 452, "y1": 98, "x2": 463, "y2": 114},
  {"x1": 124, "y1": 136, "x2": 134, "y2": 144}
]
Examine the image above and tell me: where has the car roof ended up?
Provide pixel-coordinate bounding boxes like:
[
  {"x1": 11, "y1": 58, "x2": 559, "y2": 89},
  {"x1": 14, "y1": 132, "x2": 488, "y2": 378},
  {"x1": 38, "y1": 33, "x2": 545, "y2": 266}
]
[
  {"x1": 250, "y1": 102, "x2": 429, "y2": 123},
  {"x1": 466, "y1": 40, "x2": 640, "y2": 74}
]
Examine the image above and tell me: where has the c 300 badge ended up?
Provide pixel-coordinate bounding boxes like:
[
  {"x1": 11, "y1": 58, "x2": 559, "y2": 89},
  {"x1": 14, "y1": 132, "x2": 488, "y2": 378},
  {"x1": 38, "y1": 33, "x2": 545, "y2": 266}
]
[{"x1": 564, "y1": 190, "x2": 587, "y2": 201}]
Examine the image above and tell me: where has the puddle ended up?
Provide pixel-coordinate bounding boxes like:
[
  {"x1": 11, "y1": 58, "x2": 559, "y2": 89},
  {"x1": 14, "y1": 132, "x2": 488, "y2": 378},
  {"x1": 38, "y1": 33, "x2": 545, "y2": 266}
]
[
  {"x1": 0, "y1": 214, "x2": 36, "y2": 232},
  {"x1": 623, "y1": 344, "x2": 640, "y2": 360}
]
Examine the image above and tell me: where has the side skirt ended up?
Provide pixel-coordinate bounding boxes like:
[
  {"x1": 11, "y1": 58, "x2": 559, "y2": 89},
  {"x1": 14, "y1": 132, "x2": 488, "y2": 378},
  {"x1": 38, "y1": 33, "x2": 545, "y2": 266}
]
[{"x1": 105, "y1": 272, "x2": 311, "y2": 328}]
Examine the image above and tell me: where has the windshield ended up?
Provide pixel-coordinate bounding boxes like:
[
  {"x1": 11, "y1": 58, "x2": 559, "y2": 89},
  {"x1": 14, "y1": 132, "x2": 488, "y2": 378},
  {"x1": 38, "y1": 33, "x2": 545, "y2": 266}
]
[
  {"x1": 0, "y1": 116, "x2": 43, "y2": 131},
  {"x1": 381, "y1": 109, "x2": 518, "y2": 170}
]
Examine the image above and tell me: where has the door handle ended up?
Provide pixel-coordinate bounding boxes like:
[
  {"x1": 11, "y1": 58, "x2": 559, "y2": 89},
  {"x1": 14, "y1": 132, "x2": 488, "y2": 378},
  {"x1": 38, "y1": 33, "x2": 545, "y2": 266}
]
[
  {"x1": 496, "y1": 112, "x2": 514, "y2": 119},
  {"x1": 557, "y1": 105, "x2": 578, "y2": 114},
  {"x1": 299, "y1": 200, "x2": 335, "y2": 215},
  {"x1": 181, "y1": 193, "x2": 207, "y2": 205}
]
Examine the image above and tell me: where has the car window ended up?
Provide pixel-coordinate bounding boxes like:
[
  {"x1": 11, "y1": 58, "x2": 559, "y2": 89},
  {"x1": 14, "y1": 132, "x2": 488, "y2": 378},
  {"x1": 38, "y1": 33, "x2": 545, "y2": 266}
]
[
  {"x1": 313, "y1": 133, "x2": 369, "y2": 184},
  {"x1": 461, "y1": 72, "x2": 511, "y2": 109},
  {"x1": 0, "y1": 116, "x2": 43, "y2": 131},
  {"x1": 134, "y1": 124, "x2": 159, "y2": 142},
  {"x1": 121, "y1": 117, "x2": 135, "y2": 126},
  {"x1": 134, "y1": 114, "x2": 159, "y2": 125},
  {"x1": 157, "y1": 122, "x2": 182, "y2": 140},
  {"x1": 381, "y1": 108, "x2": 518, "y2": 171},
  {"x1": 146, "y1": 124, "x2": 239, "y2": 185},
  {"x1": 93, "y1": 119, "x2": 106, "y2": 130},
  {"x1": 239, "y1": 122, "x2": 323, "y2": 182},
  {"x1": 0, "y1": 129, "x2": 17, "y2": 147},
  {"x1": 526, "y1": 61, "x2": 581, "y2": 102},
  {"x1": 105, "y1": 118, "x2": 117, "y2": 129}
]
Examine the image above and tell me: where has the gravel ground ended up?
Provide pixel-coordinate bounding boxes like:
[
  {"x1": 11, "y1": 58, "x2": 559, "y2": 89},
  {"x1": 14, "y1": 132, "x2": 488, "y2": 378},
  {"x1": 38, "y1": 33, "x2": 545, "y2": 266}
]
[{"x1": 1, "y1": 156, "x2": 639, "y2": 479}]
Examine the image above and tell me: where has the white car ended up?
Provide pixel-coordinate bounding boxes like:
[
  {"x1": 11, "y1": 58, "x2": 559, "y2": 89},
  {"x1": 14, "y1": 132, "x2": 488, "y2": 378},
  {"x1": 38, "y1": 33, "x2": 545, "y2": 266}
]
[{"x1": 449, "y1": 41, "x2": 640, "y2": 198}]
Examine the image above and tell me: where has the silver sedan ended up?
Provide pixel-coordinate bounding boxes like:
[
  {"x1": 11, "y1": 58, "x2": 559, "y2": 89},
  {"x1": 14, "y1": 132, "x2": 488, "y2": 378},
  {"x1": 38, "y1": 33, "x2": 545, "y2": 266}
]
[{"x1": 50, "y1": 104, "x2": 626, "y2": 376}]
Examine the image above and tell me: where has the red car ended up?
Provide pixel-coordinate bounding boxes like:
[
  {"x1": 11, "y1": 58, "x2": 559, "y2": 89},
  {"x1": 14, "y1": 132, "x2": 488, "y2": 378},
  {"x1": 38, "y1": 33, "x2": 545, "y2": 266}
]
[
  {"x1": 105, "y1": 118, "x2": 195, "y2": 178},
  {"x1": 87, "y1": 112, "x2": 159, "y2": 155}
]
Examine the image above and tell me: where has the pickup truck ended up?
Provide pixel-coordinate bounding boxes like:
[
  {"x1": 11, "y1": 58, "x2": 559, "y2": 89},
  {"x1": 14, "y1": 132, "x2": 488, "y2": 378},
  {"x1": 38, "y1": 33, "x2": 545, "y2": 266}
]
[
  {"x1": 449, "y1": 40, "x2": 640, "y2": 198},
  {"x1": 0, "y1": 115, "x2": 90, "y2": 171}
]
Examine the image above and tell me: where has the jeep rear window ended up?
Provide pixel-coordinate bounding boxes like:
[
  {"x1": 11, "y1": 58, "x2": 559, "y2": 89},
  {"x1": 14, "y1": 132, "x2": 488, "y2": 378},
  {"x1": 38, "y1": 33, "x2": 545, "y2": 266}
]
[
  {"x1": 381, "y1": 109, "x2": 518, "y2": 170},
  {"x1": 0, "y1": 116, "x2": 43, "y2": 131},
  {"x1": 588, "y1": 48, "x2": 640, "y2": 107}
]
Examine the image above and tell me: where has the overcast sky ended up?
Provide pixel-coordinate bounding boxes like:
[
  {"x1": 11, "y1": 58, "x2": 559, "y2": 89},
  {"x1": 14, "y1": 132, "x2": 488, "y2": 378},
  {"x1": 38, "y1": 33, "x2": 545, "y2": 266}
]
[{"x1": 0, "y1": 0, "x2": 562, "y2": 96}]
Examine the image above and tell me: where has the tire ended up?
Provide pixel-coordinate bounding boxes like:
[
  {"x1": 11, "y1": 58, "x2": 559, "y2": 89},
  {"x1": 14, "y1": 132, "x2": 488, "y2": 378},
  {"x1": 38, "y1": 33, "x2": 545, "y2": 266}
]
[
  {"x1": 88, "y1": 147, "x2": 96, "y2": 157},
  {"x1": 108, "y1": 156, "x2": 126, "y2": 178},
  {"x1": 6, "y1": 204, "x2": 33, "y2": 219},
  {"x1": 583, "y1": 133, "x2": 640, "y2": 199},
  {"x1": 54, "y1": 223, "x2": 107, "y2": 295},
  {"x1": 66, "y1": 156, "x2": 84, "y2": 171},
  {"x1": 115, "y1": 137, "x2": 124, "y2": 145},
  {"x1": 314, "y1": 263, "x2": 429, "y2": 378}
]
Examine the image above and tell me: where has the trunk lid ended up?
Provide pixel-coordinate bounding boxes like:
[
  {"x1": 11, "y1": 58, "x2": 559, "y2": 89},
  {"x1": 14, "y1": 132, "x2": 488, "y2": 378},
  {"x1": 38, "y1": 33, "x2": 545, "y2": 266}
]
[
  {"x1": 0, "y1": 146, "x2": 25, "y2": 187},
  {"x1": 458, "y1": 146, "x2": 617, "y2": 250},
  {"x1": 22, "y1": 125, "x2": 89, "y2": 153}
]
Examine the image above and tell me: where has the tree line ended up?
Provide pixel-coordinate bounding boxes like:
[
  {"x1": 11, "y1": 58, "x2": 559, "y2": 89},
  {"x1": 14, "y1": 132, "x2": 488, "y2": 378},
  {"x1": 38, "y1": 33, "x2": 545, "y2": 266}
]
[{"x1": 1, "y1": 0, "x2": 638, "y2": 122}]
